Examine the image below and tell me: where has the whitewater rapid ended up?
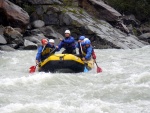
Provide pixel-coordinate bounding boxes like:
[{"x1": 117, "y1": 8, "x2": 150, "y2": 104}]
[{"x1": 0, "y1": 46, "x2": 150, "y2": 113}]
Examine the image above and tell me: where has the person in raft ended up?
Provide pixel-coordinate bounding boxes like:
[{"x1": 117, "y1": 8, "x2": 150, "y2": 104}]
[
  {"x1": 76, "y1": 36, "x2": 86, "y2": 47},
  {"x1": 36, "y1": 38, "x2": 57, "y2": 64},
  {"x1": 84, "y1": 38, "x2": 96, "y2": 62},
  {"x1": 81, "y1": 39, "x2": 95, "y2": 67},
  {"x1": 56, "y1": 30, "x2": 76, "y2": 54},
  {"x1": 77, "y1": 36, "x2": 97, "y2": 62}
]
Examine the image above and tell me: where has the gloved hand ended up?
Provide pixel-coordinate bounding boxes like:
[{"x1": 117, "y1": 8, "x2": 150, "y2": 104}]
[
  {"x1": 36, "y1": 60, "x2": 39, "y2": 65},
  {"x1": 60, "y1": 38, "x2": 63, "y2": 41}
]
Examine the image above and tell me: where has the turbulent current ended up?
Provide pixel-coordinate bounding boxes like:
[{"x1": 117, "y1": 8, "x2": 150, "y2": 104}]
[{"x1": 0, "y1": 46, "x2": 150, "y2": 113}]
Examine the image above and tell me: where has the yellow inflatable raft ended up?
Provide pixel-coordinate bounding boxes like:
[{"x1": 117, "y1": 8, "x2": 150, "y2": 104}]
[{"x1": 38, "y1": 54, "x2": 93, "y2": 73}]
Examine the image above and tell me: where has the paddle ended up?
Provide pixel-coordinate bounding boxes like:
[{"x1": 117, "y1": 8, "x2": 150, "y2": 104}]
[
  {"x1": 94, "y1": 61, "x2": 102, "y2": 73},
  {"x1": 78, "y1": 42, "x2": 88, "y2": 72},
  {"x1": 29, "y1": 47, "x2": 57, "y2": 73},
  {"x1": 29, "y1": 45, "x2": 46, "y2": 73},
  {"x1": 29, "y1": 64, "x2": 38, "y2": 73}
]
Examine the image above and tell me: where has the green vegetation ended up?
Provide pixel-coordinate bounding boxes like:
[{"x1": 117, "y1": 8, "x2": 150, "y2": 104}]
[
  {"x1": 63, "y1": 0, "x2": 73, "y2": 6},
  {"x1": 22, "y1": 3, "x2": 36, "y2": 14},
  {"x1": 106, "y1": 0, "x2": 150, "y2": 22},
  {"x1": 79, "y1": 9, "x2": 83, "y2": 14}
]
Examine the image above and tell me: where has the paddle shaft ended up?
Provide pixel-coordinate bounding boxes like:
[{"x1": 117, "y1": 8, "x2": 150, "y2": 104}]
[
  {"x1": 95, "y1": 61, "x2": 98, "y2": 67},
  {"x1": 78, "y1": 42, "x2": 89, "y2": 72},
  {"x1": 78, "y1": 42, "x2": 83, "y2": 58},
  {"x1": 94, "y1": 60, "x2": 102, "y2": 73}
]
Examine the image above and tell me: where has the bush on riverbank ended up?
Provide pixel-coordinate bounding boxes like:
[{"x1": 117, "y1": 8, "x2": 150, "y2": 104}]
[{"x1": 106, "y1": 0, "x2": 150, "y2": 22}]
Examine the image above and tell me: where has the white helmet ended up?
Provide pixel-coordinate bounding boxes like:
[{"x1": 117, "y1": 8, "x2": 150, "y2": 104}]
[
  {"x1": 84, "y1": 38, "x2": 89, "y2": 42},
  {"x1": 49, "y1": 39, "x2": 55, "y2": 43},
  {"x1": 65, "y1": 30, "x2": 71, "y2": 34}
]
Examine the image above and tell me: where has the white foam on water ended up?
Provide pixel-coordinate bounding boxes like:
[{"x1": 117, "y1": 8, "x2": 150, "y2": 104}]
[{"x1": 0, "y1": 46, "x2": 150, "y2": 113}]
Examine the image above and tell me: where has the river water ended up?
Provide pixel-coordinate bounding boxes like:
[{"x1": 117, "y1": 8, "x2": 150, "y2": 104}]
[{"x1": 0, "y1": 46, "x2": 150, "y2": 113}]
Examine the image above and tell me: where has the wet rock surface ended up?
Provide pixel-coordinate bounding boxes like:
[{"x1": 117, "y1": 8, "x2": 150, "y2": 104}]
[{"x1": 0, "y1": 0, "x2": 149, "y2": 51}]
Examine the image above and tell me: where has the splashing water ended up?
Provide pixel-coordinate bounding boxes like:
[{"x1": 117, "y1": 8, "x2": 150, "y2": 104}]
[{"x1": 0, "y1": 46, "x2": 150, "y2": 113}]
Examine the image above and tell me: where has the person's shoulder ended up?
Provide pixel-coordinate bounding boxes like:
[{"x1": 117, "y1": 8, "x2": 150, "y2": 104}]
[
  {"x1": 88, "y1": 46, "x2": 93, "y2": 50},
  {"x1": 47, "y1": 43, "x2": 51, "y2": 46},
  {"x1": 70, "y1": 36, "x2": 74, "y2": 39},
  {"x1": 37, "y1": 46, "x2": 43, "y2": 51},
  {"x1": 47, "y1": 43, "x2": 53, "y2": 47},
  {"x1": 38, "y1": 45, "x2": 42, "y2": 49}
]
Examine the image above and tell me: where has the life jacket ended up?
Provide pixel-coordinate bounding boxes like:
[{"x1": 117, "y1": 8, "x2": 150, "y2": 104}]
[
  {"x1": 41, "y1": 45, "x2": 55, "y2": 61},
  {"x1": 82, "y1": 46, "x2": 96, "y2": 60},
  {"x1": 63, "y1": 37, "x2": 76, "y2": 50}
]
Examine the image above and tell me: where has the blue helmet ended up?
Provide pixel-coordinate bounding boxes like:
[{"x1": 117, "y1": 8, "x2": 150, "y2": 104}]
[
  {"x1": 84, "y1": 40, "x2": 91, "y2": 45},
  {"x1": 79, "y1": 36, "x2": 85, "y2": 40}
]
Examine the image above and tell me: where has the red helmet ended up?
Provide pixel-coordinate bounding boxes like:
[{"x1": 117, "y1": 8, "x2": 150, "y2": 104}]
[{"x1": 41, "y1": 39, "x2": 48, "y2": 44}]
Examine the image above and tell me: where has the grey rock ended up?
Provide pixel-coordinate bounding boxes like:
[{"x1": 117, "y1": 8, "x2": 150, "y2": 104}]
[
  {"x1": 139, "y1": 33, "x2": 150, "y2": 43},
  {"x1": 39, "y1": 26, "x2": 64, "y2": 39},
  {"x1": 3, "y1": 26, "x2": 23, "y2": 44},
  {"x1": 24, "y1": 35, "x2": 43, "y2": 44},
  {"x1": 23, "y1": 39, "x2": 37, "y2": 50},
  {"x1": 122, "y1": 14, "x2": 140, "y2": 26},
  {"x1": 30, "y1": 6, "x2": 60, "y2": 25},
  {"x1": 80, "y1": 0, "x2": 121, "y2": 21},
  {"x1": 32, "y1": 20, "x2": 45, "y2": 28},
  {"x1": 43, "y1": 13, "x2": 59, "y2": 25},
  {"x1": 139, "y1": 33, "x2": 150, "y2": 39},
  {"x1": 0, "y1": 35, "x2": 7, "y2": 44},
  {"x1": 0, "y1": 0, "x2": 29, "y2": 28},
  {"x1": 30, "y1": 29, "x2": 42, "y2": 36},
  {"x1": 59, "y1": 7, "x2": 146, "y2": 49},
  {"x1": 0, "y1": 45, "x2": 15, "y2": 51}
]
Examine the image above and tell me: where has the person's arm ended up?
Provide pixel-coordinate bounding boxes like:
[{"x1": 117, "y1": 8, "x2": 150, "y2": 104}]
[
  {"x1": 56, "y1": 41, "x2": 64, "y2": 50},
  {"x1": 75, "y1": 42, "x2": 79, "y2": 48},
  {"x1": 51, "y1": 46, "x2": 59, "y2": 53},
  {"x1": 35, "y1": 46, "x2": 43, "y2": 63},
  {"x1": 84, "y1": 47, "x2": 93, "y2": 60}
]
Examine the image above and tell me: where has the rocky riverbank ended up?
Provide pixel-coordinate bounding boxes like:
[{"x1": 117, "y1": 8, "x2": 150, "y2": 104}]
[{"x1": 0, "y1": 0, "x2": 149, "y2": 51}]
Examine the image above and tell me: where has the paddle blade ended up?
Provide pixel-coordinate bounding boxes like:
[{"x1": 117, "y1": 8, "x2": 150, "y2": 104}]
[
  {"x1": 97, "y1": 66, "x2": 102, "y2": 73},
  {"x1": 84, "y1": 66, "x2": 88, "y2": 72},
  {"x1": 29, "y1": 66, "x2": 36, "y2": 73}
]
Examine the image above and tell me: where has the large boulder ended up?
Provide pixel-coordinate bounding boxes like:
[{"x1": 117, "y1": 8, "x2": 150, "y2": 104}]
[
  {"x1": 3, "y1": 26, "x2": 23, "y2": 44},
  {"x1": 24, "y1": 26, "x2": 64, "y2": 45},
  {"x1": 0, "y1": 35, "x2": 7, "y2": 44},
  {"x1": 59, "y1": 7, "x2": 146, "y2": 49},
  {"x1": 30, "y1": 5, "x2": 60, "y2": 25},
  {"x1": 0, "y1": 0, "x2": 29, "y2": 28},
  {"x1": 0, "y1": 45, "x2": 15, "y2": 51},
  {"x1": 39, "y1": 26, "x2": 64, "y2": 39},
  {"x1": 79, "y1": 0, "x2": 121, "y2": 21},
  {"x1": 32, "y1": 20, "x2": 45, "y2": 28},
  {"x1": 138, "y1": 33, "x2": 150, "y2": 43},
  {"x1": 23, "y1": 39, "x2": 37, "y2": 50},
  {"x1": 24, "y1": 34, "x2": 44, "y2": 45}
]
